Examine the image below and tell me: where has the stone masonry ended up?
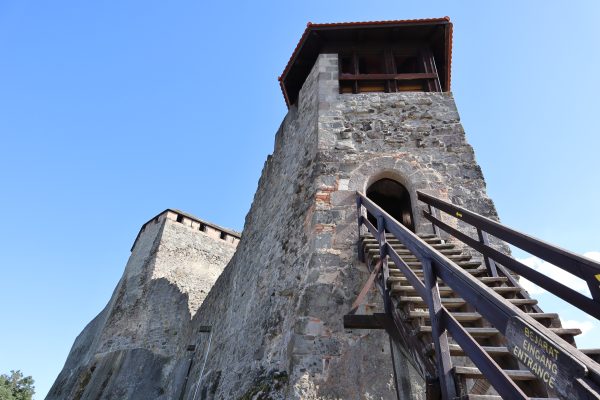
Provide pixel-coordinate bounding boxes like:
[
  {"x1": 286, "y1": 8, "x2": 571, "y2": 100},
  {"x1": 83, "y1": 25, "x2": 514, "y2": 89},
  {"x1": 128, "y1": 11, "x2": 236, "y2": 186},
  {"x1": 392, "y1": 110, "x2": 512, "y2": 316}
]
[
  {"x1": 46, "y1": 211, "x2": 239, "y2": 399},
  {"x1": 172, "y1": 54, "x2": 502, "y2": 399},
  {"x1": 48, "y1": 52, "x2": 503, "y2": 399}
]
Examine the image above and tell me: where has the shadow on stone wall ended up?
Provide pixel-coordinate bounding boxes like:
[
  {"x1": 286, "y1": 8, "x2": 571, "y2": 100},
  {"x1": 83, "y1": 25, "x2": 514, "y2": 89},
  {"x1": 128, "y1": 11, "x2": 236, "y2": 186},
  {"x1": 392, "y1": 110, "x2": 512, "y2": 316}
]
[{"x1": 46, "y1": 278, "x2": 193, "y2": 400}]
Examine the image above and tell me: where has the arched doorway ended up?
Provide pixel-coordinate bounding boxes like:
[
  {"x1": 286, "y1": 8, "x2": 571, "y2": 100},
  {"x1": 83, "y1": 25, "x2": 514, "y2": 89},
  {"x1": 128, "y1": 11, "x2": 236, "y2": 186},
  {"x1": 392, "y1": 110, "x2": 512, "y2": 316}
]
[{"x1": 367, "y1": 178, "x2": 415, "y2": 232}]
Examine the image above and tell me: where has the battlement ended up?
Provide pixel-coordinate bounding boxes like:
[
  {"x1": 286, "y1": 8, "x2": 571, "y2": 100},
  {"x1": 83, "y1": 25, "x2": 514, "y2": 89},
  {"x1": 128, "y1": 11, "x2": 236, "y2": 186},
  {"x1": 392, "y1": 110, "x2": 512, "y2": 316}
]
[{"x1": 131, "y1": 209, "x2": 241, "y2": 251}]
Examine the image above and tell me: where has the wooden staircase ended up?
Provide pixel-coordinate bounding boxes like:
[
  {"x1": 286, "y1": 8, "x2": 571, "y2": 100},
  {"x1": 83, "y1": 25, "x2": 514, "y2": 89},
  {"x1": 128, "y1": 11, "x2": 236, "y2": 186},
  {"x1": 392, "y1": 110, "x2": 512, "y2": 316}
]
[
  {"x1": 362, "y1": 233, "x2": 585, "y2": 398},
  {"x1": 349, "y1": 190, "x2": 600, "y2": 399}
]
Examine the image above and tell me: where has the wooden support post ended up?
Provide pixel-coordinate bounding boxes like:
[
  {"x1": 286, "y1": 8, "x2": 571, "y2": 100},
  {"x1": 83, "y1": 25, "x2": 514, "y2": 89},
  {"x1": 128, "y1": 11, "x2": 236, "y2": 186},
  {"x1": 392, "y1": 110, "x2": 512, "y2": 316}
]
[
  {"x1": 428, "y1": 205, "x2": 442, "y2": 238},
  {"x1": 423, "y1": 258, "x2": 457, "y2": 399},
  {"x1": 177, "y1": 345, "x2": 197, "y2": 400},
  {"x1": 352, "y1": 52, "x2": 359, "y2": 94},
  {"x1": 388, "y1": 337, "x2": 402, "y2": 400},
  {"x1": 343, "y1": 313, "x2": 390, "y2": 329},
  {"x1": 377, "y1": 215, "x2": 391, "y2": 313},
  {"x1": 357, "y1": 196, "x2": 365, "y2": 262},
  {"x1": 389, "y1": 337, "x2": 424, "y2": 400},
  {"x1": 425, "y1": 376, "x2": 441, "y2": 400},
  {"x1": 349, "y1": 260, "x2": 382, "y2": 314},
  {"x1": 477, "y1": 229, "x2": 499, "y2": 277},
  {"x1": 384, "y1": 48, "x2": 397, "y2": 93}
]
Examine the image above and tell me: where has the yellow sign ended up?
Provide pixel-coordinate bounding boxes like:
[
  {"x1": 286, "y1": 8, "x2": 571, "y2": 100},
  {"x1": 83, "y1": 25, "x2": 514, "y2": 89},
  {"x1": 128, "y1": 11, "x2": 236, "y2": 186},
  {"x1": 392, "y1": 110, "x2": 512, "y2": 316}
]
[
  {"x1": 506, "y1": 316, "x2": 587, "y2": 398},
  {"x1": 511, "y1": 326, "x2": 559, "y2": 388}
]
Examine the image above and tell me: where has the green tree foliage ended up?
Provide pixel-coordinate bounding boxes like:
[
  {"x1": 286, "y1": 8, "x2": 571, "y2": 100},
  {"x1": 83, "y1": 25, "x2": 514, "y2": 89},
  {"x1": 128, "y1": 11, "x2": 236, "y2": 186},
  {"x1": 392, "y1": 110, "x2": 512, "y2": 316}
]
[{"x1": 0, "y1": 371, "x2": 35, "y2": 400}]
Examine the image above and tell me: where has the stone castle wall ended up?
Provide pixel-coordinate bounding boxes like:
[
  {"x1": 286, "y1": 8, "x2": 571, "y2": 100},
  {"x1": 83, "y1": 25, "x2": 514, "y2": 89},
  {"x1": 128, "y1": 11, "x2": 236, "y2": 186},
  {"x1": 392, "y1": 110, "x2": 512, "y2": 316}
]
[
  {"x1": 168, "y1": 54, "x2": 396, "y2": 399},
  {"x1": 316, "y1": 55, "x2": 501, "y2": 253},
  {"x1": 48, "y1": 53, "x2": 503, "y2": 400},
  {"x1": 170, "y1": 54, "x2": 502, "y2": 399},
  {"x1": 46, "y1": 210, "x2": 238, "y2": 399}
]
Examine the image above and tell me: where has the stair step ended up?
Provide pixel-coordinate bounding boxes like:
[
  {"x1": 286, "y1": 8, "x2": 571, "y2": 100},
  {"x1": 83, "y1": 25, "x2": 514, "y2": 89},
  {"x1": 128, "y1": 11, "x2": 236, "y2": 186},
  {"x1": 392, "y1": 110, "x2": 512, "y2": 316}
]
[
  {"x1": 398, "y1": 296, "x2": 538, "y2": 308},
  {"x1": 418, "y1": 326, "x2": 502, "y2": 338},
  {"x1": 366, "y1": 247, "x2": 468, "y2": 260},
  {"x1": 412, "y1": 311, "x2": 484, "y2": 322},
  {"x1": 491, "y1": 287, "x2": 522, "y2": 294},
  {"x1": 392, "y1": 285, "x2": 521, "y2": 296},
  {"x1": 386, "y1": 275, "x2": 509, "y2": 285},
  {"x1": 361, "y1": 233, "x2": 435, "y2": 240},
  {"x1": 454, "y1": 366, "x2": 536, "y2": 381},
  {"x1": 409, "y1": 311, "x2": 558, "y2": 323},
  {"x1": 372, "y1": 256, "x2": 476, "y2": 266},
  {"x1": 418, "y1": 325, "x2": 581, "y2": 338},
  {"x1": 440, "y1": 249, "x2": 463, "y2": 255},
  {"x1": 398, "y1": 255, "x2": 473, "y2": 264},
  {"x1": 400, "y1": 297, "x2": 466, "y2": 309},
  {"x1": 364, "y1": 244, "x2": 461, "y2": 254},
  {"x1": 401, "y1": 260, "x2": 479, "y2": 269},
  {"x1": 402, "y1": 254, "x2": 474, "y2": 264},
  {"x1": 429, "y1": 343, "x2": 510, "y2": 357},
  {"x1": 420, "y1": 238, "x2": 442, "y2": 244},
  {"x1": 581, "y1": 348, "x2": 600, "y2": 355},
  {"x1": 581, "y1": 348, "x2": 600, "y2": 362},
  {"x1": 389, "y1": 266, "x2": 487, "y2": 277},
  {"x1": 431, "y1": 243, "x2": 455, "y2": 249},
  {"x1": 390, "y1": 285, "x2": 450, "y2": 295},
  {"x1": 478, "y1": 276, "x2": 509, "y2": 284},
  {"x1": 386, "y1": 276, "x2": 417, "y2": 283},
  {"x1": 506, "y1": 298, "x2": 538, "y2": 306},
  {"x1": 362, "y1": 239, "x2": 454, "y2": 250},
  {"x1": 387, "y1": 235, "x2": 442, "y2": 244},
  {"x1": 365, "y1": 245, "x2": 463, "y2": 256},
  {"x1": 376, "y1": 257, "x2": 481, "y2": 270}
]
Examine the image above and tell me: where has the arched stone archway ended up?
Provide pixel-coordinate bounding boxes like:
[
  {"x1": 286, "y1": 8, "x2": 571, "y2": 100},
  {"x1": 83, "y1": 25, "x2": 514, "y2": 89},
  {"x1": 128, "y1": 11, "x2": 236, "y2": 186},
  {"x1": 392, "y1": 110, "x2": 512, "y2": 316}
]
[
  {"x1": 366, "y1": 178, "x2": 415, "y2": 231},
  {"x1": 347, "y1": 155, "x2": 445, "y2": 233}
]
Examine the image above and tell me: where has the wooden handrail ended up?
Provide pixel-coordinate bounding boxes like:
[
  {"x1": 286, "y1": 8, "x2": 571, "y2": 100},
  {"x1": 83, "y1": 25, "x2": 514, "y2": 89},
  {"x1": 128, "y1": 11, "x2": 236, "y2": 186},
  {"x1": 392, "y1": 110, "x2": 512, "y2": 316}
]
[
  {"x1": 358, "y1": 193, "x2": 526, "y2": 399},
  {"x1": 356, "y1": 191, "x2": 600, "y2": 399},
  {"x1": 417, "y1": 191, "x2": 600, "y2": 300},
  {"x1": 421, "y1": 210, "x2": 600, "y2": 320}
]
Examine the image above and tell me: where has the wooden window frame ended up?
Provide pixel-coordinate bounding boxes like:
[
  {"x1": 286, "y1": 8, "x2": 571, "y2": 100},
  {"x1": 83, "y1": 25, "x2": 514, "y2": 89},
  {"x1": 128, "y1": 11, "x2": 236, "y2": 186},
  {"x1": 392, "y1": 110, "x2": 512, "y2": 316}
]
[{"x1": 339, "y1": 46, "x2": 442, "y2": 94}]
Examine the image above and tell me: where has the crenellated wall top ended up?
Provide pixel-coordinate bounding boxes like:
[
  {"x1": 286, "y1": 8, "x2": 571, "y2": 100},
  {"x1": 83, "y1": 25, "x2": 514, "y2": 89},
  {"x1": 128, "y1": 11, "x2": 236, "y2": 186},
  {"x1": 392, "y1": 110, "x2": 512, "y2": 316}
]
[{"x1": 131, "y1": 209, "x2": 241, "y2": 251}]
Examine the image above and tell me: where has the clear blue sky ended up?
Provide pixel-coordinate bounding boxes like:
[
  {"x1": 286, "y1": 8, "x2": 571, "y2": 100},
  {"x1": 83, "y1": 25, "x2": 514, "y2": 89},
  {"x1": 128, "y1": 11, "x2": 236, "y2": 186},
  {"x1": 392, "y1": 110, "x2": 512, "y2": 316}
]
[{"x1": 1, "y1": 1, "x2": 599, "y2": 398}]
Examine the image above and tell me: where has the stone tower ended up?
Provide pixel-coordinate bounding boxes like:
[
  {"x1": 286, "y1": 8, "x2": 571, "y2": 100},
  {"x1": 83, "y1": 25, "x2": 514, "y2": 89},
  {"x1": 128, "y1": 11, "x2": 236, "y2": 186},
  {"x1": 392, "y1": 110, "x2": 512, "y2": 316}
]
[{"x1": 49, "y1": 18, "x2": 504, "y2": 399}]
